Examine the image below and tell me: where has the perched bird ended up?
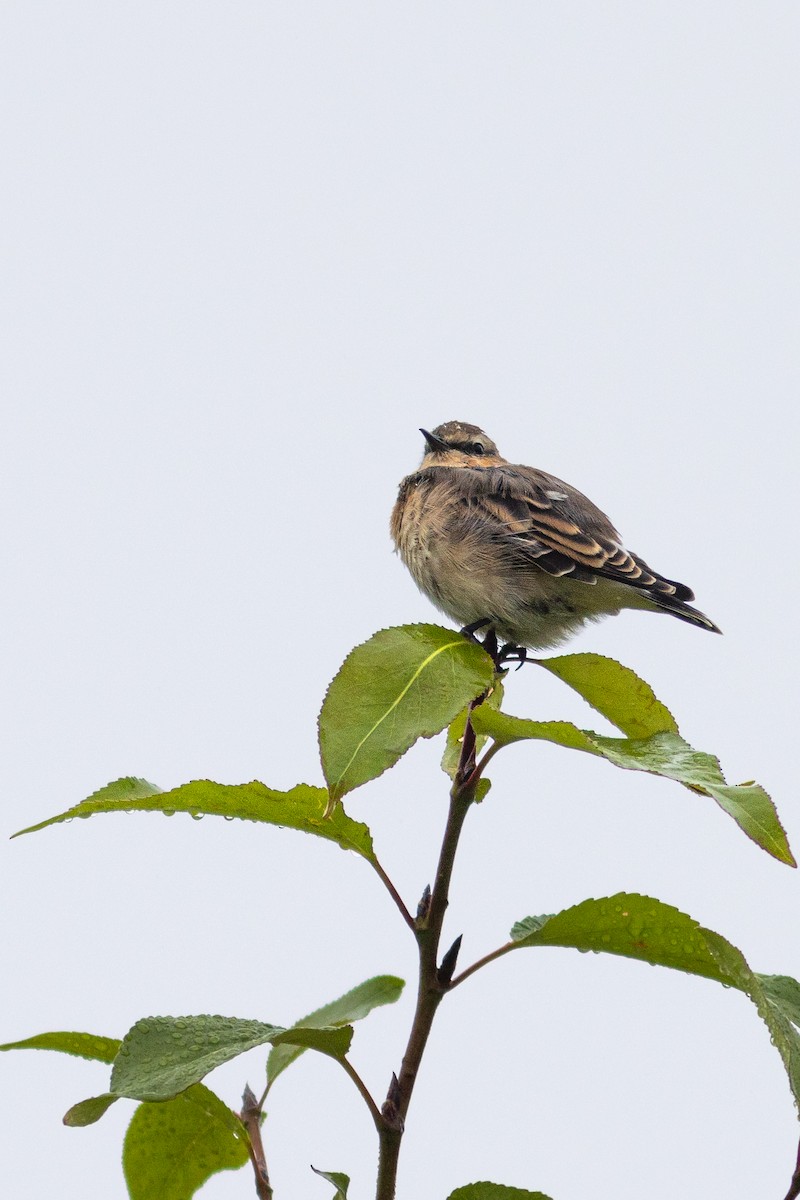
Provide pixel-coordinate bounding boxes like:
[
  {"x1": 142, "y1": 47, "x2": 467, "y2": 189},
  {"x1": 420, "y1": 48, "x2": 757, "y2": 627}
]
[{"x1": 391, "y1": 421, "x2": 720, "y2": 651}]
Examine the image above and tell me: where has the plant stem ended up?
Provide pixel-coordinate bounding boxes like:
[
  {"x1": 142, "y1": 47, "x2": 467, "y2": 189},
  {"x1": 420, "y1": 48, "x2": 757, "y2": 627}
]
[
  {"x1": 782, "y1": 1136, "x2": 800, "y2": 1200},
  {"x1": 449, "y1": 940, "x2": 516, "y2": 989},
  {"x1": 240, "y1": 1085, "x2": 273, "y2": 1200},
  {"x1": 473, "y1": 739, "x2": 503, "y2": 778},
  {"x1": 372, "y1": 855, "x2": 416, "y2": 932},
  {"x1": 338, "y1": 1056, "x2": 384, "y2": 1130},
  {"x1": 374, "y1": 693, "x2": 488, "y2": 1200}
]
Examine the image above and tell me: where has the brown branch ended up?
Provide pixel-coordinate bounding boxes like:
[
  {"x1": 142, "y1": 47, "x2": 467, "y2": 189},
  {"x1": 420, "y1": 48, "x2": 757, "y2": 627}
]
[
  {"x1": 240, "y1": 1084, "x2": 273, "y2": 1200},
  {"x1": 374, "y1": 689, "x2": 490, "y2": 1199},
  {"x1": 449, "y1": 940, "x2": 516, "y2": 989},
  {"x1": 783, "y1": 1135, "x2": 800, "y2": 1200},
  {"x1": 338, "y1": 1056, "x2": 383, "y2": 1131},
  {"x1": 371, "y1": 855, "x2": 416, "y2": 932}
]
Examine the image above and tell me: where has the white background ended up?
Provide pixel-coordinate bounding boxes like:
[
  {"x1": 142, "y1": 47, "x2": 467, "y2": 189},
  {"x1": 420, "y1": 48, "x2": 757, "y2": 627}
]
[{"x1": 2, "y1": 4, "x2": 799, "y2": 1198}]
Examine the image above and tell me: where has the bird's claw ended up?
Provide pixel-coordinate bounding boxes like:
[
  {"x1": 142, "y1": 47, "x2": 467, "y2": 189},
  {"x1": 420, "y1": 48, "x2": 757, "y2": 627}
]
[{"x1": 497, "y1": 642, "x2": 527, "y2": 671}]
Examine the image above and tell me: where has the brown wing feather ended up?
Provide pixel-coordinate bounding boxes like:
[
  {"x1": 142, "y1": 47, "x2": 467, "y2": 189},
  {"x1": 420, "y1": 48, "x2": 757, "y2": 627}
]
[{"x1": 456, "y1": 464, "x2": 696, "y2": 603}]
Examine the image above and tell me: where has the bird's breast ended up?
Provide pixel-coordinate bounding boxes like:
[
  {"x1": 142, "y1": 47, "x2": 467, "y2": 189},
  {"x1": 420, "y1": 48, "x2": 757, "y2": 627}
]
[
  {"x1": 391, "y1": 475, "x2": 440, "y2": 582},
  {"x1": 391, "y1": 472, "x2": 503, "y2": 616}
]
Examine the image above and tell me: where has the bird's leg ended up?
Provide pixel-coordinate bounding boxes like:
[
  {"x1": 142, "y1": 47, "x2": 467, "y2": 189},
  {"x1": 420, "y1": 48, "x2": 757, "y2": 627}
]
[
  {"x1": 458, "y1": 619, "x2": 516, "y2": 672},
  {"x1": 482, "y1": 628, "x2": 501, "y2": 667},
  {"x1": 458, "y1": 620, "x2": 524, "y2": 673},
  {"x1": 459, "y1": 618, "x2": 493, "y2": 642},
  {"x1": 460, "y1": 619, "x2": 499, "y2": 662}
]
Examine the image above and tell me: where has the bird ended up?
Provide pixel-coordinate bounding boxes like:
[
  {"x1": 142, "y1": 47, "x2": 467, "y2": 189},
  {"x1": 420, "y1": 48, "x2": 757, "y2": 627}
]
[{"x1": 390, "y1": 421, "x2": 720, "y2": 652}]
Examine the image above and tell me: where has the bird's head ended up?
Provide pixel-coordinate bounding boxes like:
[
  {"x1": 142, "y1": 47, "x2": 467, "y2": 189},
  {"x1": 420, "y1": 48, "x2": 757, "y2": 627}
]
[{"x1": 419, "y1": 421, "x2": 503, "y2": 467}]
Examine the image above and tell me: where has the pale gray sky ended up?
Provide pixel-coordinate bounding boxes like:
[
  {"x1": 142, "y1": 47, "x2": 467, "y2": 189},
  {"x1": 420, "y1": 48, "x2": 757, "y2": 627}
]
[{"x1": 2, "y1": 4, "x2": 799, "y2": 1198}]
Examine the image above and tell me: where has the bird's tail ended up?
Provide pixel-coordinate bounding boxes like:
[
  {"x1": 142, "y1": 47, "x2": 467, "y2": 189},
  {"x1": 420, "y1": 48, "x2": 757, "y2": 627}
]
[{"x1": 644, "y1": 591, "x2": 722, "y2": 634}]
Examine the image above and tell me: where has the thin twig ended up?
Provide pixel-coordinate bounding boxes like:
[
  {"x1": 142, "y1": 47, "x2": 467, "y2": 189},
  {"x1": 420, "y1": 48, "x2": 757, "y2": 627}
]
[
  {"x1": 371, "y1": 855, "x2": 416, "y2": 931},
  {"x1": 449, "y1": 940, "x2": 516, "y2": 989},
  {"x1": 240, "y1": 1084, "x2": 273, "y2": 1200},
  {"x1": 782, "y1": 1135, "x2": 800, "y2": 1200},
  {"x1": 472, "y1": 739, "x2": 504, "y2": 781},
  {"x1": 375, "y1": 690, "x2": 491, "y2": 1199},
  {"x1": 338, "y1": 1056, "x2": 383, "y2": 1131}
]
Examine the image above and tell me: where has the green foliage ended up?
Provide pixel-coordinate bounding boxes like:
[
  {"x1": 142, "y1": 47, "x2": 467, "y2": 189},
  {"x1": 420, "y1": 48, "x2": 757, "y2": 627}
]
[
  {"x1": 111, "y1": 1015, "x2": 353, "y2": 1102},
  {"x1": 319, "y1": 623, "x2": 495, "y2": 806},
  {"x1": 470, "y1": 708, "x2": 792, "y2": 864},
  {"x1": 122, "y1": 1084, "x2": 249, "y2": 1199},
  {"x1": 511, "y1": 893, "x2": 733, "y2": 979},
  {"x1": 537, "y1": 652, "x2": 678, "y2": 737},
  {"x1": 0, "y1": 1030, "x2": 120, "y2": 1063},
  {"x1": 311, "y1": 1166, "x2": 351, "y2": 1197},
  {"x1": 6, "y1": 624, "x2": 799, "y2": 1198},
  {"x1": 759, "y1": 975, "x2": 800, "y2": 1026},
  {"x1": 441, "y1": 678, "x2": 504, "y2": 781},
  {"x1": 448, "y1": 1186, "x2": 553, "y2": 1200},
  {"x1": 13, "y1": 779, "x2": 375, "y2": 861},
  {"x1": 267, "y1": 975, "x2": 405, "y2": 1086},
  {"x1": 63, "y1": 1093, "x2": 119, "y2": 1126},
  {"x1": 510, "y1": 893, "x2": 800, "y2": 1106}
]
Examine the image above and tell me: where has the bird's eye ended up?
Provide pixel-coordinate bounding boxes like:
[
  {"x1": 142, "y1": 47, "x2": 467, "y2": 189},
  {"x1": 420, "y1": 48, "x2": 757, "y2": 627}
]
[{"x1": 468, "y1": 442, "x2": 485, "y2": 456}]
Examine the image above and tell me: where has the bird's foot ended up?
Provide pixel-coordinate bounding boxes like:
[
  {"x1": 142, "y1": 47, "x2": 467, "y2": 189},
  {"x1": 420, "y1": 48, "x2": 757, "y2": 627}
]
[
  {"x1": 459, "y1": 618, "x2": 493, "y2": 642},
  {"x1": 497, "y1": 642, "x2": 528, "y2": 671},
  {"x1": 459, "y1": 619, "x2": 499, "y2": 666},
  {"x1": 459, "y1": 620, "x2": 526, "y2": 672}
]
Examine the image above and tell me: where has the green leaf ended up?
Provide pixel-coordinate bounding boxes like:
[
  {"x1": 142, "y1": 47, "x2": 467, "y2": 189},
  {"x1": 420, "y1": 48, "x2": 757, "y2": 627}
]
[
  {"x1": 123, "y1": 1084, "x2": 249, "y2": 1200},
  {"x1": 510, "y1": 892, "x2": 800, "y2": 1109},
  {"x1": 110, "y1": 1016, "x2": 353, "y2": 1101},
  {"x1": 63, "y1": 1093, "x2": 118, "y2": 1126},
  {"x1": 267, "y1": 975, "x2": 405, "y2": 1085},
  {"x1": 758, "y1": 974, "x2": 800, "y2": 1027},
  {"x1": 512, "y1": 894, "x2": 736, "y2": 982},
  {"x1": 0, "y1": 1031, "x2": 121, "y2": 1063},
  {"x1": 586, "y1": 730, "x2": 792, "y2": 864},
  {"x1": 538, "y1": 652, "x2": 678, "y2": 737},
  {"x1": 470, "y1": 708, "x2": 793, "y2": 865},
  {"x1": 447, "y1": 1185, "x2": 554, "y2": 1200},
  {"x1": 470, "y1": 710, "x2": 598, "y2": 755},
  {"x1": 441, "y1": 678, "x2": 505, "y2": 781},
  {"x1": 276, "y1": 1026, "x2": 354, "y2": 1058},
  {"x1": 13, "y1": 779, "x2": 375, "y2": 862},
  {"x1": 312, "y1": 1166, "x2": 350, "y2": 1198},
  {"x1": 319, "y1": 624, "x2": 495, "y2": 806},
  {"x1": 473, "y1": 778, "x2": 492, "y2": 804}
]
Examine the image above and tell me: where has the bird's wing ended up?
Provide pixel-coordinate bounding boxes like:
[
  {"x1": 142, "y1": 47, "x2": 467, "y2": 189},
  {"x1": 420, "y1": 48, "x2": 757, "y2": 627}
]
[{"x1": 458, "y1": 464, "x2": 695, "y2": 602}]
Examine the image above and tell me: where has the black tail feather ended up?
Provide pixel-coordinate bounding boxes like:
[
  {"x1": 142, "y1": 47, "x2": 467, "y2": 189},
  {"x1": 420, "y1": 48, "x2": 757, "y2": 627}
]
[{"x1": 645, "y1": 592, "x2": 722, "y2": 634}]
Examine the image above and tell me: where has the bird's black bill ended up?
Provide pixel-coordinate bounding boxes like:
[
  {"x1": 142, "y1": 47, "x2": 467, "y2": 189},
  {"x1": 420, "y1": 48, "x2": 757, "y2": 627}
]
[{"x1": 420, "y1": 428, "x2": 451, "y2": 453}]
